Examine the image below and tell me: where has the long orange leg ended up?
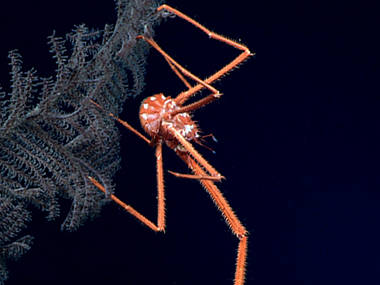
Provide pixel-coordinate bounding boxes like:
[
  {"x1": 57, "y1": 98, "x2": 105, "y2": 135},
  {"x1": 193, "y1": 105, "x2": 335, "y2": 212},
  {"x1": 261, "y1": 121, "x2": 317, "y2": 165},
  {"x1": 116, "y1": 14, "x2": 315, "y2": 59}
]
[
  {"x1": 169, "y1": 127, "x2": 223, "y2": 179},
  {"x1": 90, "y1": 100, "x2": 166, "y2": 230},
  {"x1": 137, "y1": 34, "x2": 221, "y2": 101},
  {"x1": 167, "y1": 170, "x2": 222, "y2": 181},
  {"x1": 136, "y1": 7, "x2": 252, "y2": 116},
  {"x1": 90, "y1": 99, "x2": 151, "y2": 145},
  {"x1": 164, "y1": 56, "x2": 192, "y2": 89},
  {"x1": 175, "y1": 151, "x2": 248, "y2": 285},
  {"x1": 156, "y1": 4, "x2": 253, "y2": 107},
  {"x1": 167, "y1": 124, "x2": 248, "y2": 284},
  {"x1": 137, "y1": 35, "x2": 222, "y2": 117},
  {"x1": 89, "y1": 141, "x2": 166, "y2": 232}
]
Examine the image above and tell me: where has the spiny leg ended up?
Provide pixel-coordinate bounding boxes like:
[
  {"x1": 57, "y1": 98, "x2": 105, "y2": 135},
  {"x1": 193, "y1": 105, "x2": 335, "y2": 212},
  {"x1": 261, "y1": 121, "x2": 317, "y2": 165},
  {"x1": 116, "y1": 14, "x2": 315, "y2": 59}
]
[
  {"x1": 89, "y1": 141, "x2": 166, "y2": 232},
  {"x1": 137, "y1": 34, "x2": 220, "y2": 102},
  {"x1": 167, "y1": 170, "x2": 222, "y2": 181},
  {"x1": 176, "y1": 151, "x2": 248, "y2": 285},
  {"x1": 136, "y1": 35, "x2": 221, "y2": 116},
  {"x1": 90, "y1": 99, "x2": 151, "y2": 145},
  {"x1": 168, "y1": 127, "x2": 223, "y2": 180},
  {"x1": 156, "y1": 4, "x2": 253, "y2": 107},
  {"x1": 163, "y1": 56, "x2": 192, "y2": 89},
  {"x1": 155, "y1": 141, "x2": 166, "y2": 231}
]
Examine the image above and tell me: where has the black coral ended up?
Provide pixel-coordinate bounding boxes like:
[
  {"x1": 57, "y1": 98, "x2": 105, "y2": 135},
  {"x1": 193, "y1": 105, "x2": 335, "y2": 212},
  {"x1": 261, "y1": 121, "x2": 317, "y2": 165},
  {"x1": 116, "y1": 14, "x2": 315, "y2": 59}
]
[{"x1": 0, "y1": 0, "x2": 161, "y2": 283}]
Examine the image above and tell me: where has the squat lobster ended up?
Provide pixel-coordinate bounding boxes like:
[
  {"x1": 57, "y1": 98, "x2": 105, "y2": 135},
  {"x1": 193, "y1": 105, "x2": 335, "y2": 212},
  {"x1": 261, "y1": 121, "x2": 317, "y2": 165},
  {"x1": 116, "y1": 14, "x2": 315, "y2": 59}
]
[{"x1": 89, "y1": 4, "x2": 253, "y2": 285}]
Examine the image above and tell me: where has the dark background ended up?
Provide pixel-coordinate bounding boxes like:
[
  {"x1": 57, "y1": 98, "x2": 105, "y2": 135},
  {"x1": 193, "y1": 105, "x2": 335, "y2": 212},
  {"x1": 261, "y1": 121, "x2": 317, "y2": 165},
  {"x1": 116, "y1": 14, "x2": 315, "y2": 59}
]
[{"x1": 1, "y1": 0, "x2": 379, "y2": 284}]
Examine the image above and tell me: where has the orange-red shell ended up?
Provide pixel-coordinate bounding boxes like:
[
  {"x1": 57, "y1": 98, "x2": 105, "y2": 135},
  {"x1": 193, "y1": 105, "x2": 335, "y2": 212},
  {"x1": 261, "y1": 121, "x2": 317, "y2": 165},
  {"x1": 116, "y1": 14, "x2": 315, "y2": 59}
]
[{"x1": 139, "y1": 93, "x2": 199, "y2": 150}]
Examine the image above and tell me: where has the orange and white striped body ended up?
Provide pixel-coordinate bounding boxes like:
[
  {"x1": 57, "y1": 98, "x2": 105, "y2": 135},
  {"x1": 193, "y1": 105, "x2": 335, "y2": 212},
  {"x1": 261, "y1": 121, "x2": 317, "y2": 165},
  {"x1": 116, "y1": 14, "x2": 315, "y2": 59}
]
[{"x1": 139, "y1": 93, "x2": 199, "y2": 151}]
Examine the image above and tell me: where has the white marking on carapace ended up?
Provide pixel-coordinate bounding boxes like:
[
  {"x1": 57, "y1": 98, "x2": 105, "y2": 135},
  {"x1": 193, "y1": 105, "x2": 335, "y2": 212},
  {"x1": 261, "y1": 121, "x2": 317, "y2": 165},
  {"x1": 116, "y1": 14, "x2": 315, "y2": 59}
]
[
  {"x1": 184, "y1": 124, "x2": 194, "y2": 134},
  {"x1": 139, "y1": 93, "x2": 200, "y2": 151},
  {"x1": 163, "y1": 99, "x2": 177, "y2": 109},
  {"x1": 141, "y1": 113, "x2": 148, "y2": 120}
]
